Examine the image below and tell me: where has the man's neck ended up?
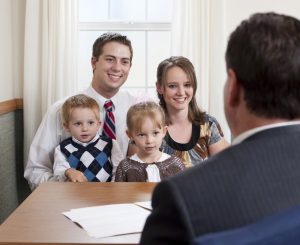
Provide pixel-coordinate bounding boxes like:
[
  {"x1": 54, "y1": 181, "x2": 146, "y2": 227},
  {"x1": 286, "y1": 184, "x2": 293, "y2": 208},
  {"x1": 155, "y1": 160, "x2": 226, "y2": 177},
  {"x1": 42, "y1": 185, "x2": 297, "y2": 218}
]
[{"x1": 91, "y1": 83, "x2": 118, "y2": 99}]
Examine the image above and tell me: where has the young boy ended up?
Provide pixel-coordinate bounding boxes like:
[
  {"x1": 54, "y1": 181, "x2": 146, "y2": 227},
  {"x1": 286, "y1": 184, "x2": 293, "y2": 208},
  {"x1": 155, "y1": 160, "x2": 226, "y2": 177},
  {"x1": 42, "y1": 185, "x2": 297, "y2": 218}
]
[{"x1": 53, "y1": 94, "x2": 123, "y2": 182}]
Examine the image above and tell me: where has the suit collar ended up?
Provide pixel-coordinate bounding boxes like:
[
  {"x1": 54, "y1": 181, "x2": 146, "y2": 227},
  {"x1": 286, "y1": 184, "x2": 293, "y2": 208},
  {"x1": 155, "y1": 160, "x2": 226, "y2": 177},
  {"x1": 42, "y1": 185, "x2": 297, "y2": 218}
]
[{"x1": 232, "y1": 121, "x2": 300, "y2": 145}]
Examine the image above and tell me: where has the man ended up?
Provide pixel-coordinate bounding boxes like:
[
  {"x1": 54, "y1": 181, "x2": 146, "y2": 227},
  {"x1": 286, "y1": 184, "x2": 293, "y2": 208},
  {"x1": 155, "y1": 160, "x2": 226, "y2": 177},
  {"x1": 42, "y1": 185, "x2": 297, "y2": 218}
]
[
  {"x1": 25, "y1": 32, "x2": 137, "y2": 190},
  {"x1": 140, "y1": 12, "x2": 300, "y2": 244}
]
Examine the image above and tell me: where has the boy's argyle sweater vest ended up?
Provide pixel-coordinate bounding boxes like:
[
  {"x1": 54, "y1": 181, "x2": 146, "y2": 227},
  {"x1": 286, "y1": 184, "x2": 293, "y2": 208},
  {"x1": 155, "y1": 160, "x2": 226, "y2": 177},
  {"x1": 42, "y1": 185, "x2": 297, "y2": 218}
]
[{"x1": 60, "y1": 136, "x2": 113, "y2": 182}]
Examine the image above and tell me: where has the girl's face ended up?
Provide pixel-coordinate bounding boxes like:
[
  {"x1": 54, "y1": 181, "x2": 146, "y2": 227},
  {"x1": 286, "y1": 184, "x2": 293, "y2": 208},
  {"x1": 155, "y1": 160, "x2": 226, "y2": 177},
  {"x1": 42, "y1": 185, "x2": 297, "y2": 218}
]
[
  {"x1": 127, "y1": 117, "x2": 167, "y2": 160},
  {"x1": 157, "y1": 66, "x2": 194, "y2": 112},
  {"x1": 65, "y1": 107, "x2": 100, "y2": 143}
]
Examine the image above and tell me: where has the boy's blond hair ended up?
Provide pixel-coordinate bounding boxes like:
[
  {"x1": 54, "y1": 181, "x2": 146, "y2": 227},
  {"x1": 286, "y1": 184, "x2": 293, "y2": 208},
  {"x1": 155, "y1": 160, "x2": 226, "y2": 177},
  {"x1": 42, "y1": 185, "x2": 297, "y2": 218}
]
[
  {"x1": 126, "y1": 101, "x2": 166, "y2": 133},
  {"x1": 61, "y1": 94, "x2": 100, "y2": 125}
]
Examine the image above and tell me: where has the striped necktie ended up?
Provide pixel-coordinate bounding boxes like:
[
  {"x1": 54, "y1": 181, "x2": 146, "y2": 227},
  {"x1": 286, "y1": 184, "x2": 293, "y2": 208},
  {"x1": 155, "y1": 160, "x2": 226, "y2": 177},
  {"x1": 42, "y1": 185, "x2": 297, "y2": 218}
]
[{"x1": 102, "y1": 100, "x2": 116, "y2": 140}]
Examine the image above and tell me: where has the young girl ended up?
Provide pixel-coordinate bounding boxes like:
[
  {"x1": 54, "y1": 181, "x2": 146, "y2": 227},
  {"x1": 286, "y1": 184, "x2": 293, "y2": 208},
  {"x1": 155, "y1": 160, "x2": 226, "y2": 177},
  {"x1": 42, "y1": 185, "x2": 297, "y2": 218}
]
[
  {"x1": 115, "y1": 101, "x2": 185, "y2": 182},
  {"x1": 53, "y1": 94, "x2": 123, "y2": 182}
]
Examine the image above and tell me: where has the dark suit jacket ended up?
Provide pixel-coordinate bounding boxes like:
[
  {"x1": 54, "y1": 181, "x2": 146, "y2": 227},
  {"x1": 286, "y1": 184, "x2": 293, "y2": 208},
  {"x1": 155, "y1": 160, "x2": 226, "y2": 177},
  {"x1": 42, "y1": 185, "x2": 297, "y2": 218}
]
[{"x1": 140, "y1": 125, "x2": 300, "y2": 245}]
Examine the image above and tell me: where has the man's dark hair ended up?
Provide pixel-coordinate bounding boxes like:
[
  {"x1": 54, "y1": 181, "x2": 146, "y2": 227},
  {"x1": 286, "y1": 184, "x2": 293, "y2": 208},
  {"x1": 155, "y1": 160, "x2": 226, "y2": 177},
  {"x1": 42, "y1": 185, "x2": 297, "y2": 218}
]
[
  {"x1": 92, "y1": 32, "x2": 133, "y2": 63},
  {"x1": 225, "y1": 12, "x2": 300, "y2": 119}
]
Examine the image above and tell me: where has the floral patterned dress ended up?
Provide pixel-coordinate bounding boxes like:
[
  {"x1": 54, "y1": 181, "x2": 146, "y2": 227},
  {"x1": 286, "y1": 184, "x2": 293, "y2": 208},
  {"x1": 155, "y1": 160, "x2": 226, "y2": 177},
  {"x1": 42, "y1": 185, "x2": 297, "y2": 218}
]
[{"x1": 161, "y1": 113, "x2": 224, "y2": 168}]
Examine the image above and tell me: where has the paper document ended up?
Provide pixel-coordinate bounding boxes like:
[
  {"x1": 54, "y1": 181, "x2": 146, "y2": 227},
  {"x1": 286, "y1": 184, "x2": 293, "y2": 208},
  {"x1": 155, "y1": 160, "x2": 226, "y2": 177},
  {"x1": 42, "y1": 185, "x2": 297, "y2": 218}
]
[{"x1": 63, "y1": 203, "x2": 151, "y2": 238}]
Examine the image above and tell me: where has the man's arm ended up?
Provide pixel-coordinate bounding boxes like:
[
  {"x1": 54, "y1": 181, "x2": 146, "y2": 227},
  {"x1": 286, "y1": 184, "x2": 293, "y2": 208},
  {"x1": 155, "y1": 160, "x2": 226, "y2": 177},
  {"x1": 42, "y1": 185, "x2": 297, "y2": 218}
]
[
  {"x1": 111, "y1": 139, "x2": 125, "y2": 181},
  {"x1": 53, "y1": 145, "x2": 70, "y2": 182},
  {"x1": 24, "y1": 100, "x2": 66, "y2": 190},
  {"x1": 140, "y1": 180, "x2": 193, "y2": 245}
]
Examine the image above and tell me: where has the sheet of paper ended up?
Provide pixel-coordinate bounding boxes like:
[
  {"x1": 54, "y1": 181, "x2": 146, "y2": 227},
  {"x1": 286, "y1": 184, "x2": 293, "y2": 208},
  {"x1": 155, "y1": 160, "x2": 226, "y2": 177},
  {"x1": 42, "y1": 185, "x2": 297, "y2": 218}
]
[
  {"x1": 134, "y1": 201, "x2": 152, "y2": 210},
  {"x1": 63, "y1": 203, "x2": 151, "y2": 238}
]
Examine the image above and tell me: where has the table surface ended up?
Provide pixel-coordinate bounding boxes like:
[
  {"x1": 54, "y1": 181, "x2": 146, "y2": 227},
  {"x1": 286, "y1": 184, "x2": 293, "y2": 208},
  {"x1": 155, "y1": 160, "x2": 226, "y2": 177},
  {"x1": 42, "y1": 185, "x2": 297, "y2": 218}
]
[{"x1": 0, "y1": 182, "x2": 156, "y2": 245}]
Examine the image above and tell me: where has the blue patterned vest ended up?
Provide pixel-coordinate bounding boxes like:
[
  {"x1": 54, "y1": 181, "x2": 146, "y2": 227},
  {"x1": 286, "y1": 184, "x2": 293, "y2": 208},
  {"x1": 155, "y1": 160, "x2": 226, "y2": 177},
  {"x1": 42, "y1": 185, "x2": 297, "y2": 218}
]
[{"x1": 60, "y1": 136, "x2": 113, "y2": 182}]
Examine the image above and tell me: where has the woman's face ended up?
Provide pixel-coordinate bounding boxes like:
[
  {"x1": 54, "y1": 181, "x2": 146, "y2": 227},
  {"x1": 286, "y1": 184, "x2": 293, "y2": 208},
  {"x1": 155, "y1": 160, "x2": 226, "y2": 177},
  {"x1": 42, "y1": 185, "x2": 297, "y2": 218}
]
[{"x1": 157, "y1": 66, "x2": 194, "y2": 112}]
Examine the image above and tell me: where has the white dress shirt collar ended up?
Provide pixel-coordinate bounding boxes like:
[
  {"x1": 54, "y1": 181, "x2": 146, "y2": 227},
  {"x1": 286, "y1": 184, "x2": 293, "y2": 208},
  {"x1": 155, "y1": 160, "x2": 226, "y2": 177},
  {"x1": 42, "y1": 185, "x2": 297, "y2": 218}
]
[
  {"x1": 86, "y1": 86, "x2": 118, "y2": 109},
  {"x1": 72, "y1": 133, "x2": 100, "y2": 147}
]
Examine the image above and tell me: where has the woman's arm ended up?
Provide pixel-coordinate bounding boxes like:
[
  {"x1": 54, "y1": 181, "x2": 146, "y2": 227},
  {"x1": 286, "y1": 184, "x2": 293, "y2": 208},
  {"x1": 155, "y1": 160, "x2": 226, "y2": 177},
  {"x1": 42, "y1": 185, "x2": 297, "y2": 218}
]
[{"x1": 208, "y1": 138, "x2": 230, "y2": 155}]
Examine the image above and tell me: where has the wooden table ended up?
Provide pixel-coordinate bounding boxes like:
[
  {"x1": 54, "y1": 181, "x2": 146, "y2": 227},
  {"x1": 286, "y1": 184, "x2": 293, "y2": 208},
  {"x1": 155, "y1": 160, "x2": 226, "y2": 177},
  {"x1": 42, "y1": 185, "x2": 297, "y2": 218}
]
[{"x1": 0, "y1": 182, "x2": 156, "y2": 245}]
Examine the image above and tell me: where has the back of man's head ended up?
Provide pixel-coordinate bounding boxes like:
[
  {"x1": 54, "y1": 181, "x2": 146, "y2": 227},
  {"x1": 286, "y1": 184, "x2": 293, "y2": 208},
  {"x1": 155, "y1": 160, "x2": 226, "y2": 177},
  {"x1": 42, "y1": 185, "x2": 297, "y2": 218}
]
[{"x1": 226, "y1": 12, "x2": 300, "y2": 119}]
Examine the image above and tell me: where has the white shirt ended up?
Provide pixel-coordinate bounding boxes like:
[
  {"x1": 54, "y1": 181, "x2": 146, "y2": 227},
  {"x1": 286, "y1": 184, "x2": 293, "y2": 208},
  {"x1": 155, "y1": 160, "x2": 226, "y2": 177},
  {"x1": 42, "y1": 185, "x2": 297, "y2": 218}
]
[
  {"x1": 232, "y1": 121, "x2": 300, "y2": 145},
  {"x1": 53, "y1": 134, "x2": 123, "y2": 182},
  {"x1": 24, "y1": 86, "x2": 138, "y2": 190},
  {"x1": 130, "y1": 153, "x2": 171, "y2": 182}
]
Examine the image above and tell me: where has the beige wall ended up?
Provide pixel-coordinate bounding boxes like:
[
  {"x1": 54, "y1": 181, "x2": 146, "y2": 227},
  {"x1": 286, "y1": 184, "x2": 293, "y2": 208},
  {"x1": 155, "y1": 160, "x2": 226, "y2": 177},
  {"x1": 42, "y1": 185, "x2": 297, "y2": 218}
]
[
  {"x1": 0, "y1": 0, "x2": 25, "y2": 102},
  {"x1": 209, "y1": 0, "x2": 300, "y2": 140},
  {"x1": 224, "y1": 0, "x2": 300, "y2": 35},
  {"x1": 0, "y1": 0, "x2": 13, "y2": 101}
]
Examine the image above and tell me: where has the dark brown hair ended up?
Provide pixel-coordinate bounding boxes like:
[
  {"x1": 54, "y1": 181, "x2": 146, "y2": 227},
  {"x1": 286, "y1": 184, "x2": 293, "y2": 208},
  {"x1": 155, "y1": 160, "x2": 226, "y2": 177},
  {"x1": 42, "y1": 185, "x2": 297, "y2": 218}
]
[
  {"x1": 92, "y1": 32, "x2": 133, "y2": 63},
  {"x1": 226, "y1": 12, "x2": 300, "y2": 119}
]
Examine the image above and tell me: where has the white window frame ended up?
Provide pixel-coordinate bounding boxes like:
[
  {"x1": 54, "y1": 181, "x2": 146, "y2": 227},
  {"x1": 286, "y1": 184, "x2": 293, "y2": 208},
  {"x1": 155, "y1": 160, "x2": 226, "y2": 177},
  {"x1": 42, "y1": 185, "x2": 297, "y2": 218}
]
[{"x1": 77, "y1": 0, "x2": 173, "y2": 94}]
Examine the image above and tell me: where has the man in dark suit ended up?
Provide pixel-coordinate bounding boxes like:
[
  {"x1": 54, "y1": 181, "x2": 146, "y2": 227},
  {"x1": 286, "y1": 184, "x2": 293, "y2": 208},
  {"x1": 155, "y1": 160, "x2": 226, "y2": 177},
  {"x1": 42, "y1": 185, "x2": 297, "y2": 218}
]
[{"x1": 140, "y1": 12, "x2": 300, "y2": 245}]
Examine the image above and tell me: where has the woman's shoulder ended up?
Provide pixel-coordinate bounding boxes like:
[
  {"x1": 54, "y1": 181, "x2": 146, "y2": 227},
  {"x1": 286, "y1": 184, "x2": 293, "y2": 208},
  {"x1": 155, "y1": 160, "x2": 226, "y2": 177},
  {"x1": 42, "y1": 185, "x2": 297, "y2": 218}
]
[
  {"x1": 201, "y1": 113, "x2": 220, "y2": 125},
  {"x1": 199, "y1": 113, "x2": 224, "y2": 140}
]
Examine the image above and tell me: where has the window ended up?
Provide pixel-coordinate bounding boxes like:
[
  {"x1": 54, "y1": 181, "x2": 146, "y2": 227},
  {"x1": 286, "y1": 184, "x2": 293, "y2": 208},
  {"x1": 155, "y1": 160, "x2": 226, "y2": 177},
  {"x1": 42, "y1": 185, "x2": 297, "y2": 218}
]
[{"x1": 78, "y1": 0, "x2": 173, "y2": 98}]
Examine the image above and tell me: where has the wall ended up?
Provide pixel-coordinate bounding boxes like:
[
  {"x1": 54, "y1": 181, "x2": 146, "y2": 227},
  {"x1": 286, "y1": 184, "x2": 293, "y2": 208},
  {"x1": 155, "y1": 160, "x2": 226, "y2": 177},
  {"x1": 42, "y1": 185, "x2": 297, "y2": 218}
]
[
  {"x1": 0, "y1": 0, "x2": 14, "y2": 101},
  {"x1": 209, "y1": 0, "x2": 300, "y2": 141},
  {"x1": 0, "y1": 0, "x2": 28, "y2": 224},
  {"x1": 0, "y1": 0, "x2": 25, "y2": 102},
  {"x1": 0, "y1": 109, "x2": 29, "y2": 224},
  {"x1": 224, "y1": 0, "x2": 300, "y2": 36}
]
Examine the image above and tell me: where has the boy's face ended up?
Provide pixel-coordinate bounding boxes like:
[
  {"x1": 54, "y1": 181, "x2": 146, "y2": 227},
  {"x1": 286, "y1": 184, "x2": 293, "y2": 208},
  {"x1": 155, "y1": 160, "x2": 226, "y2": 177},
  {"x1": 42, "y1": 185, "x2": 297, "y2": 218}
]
[{"x1": 65, "y1": 107, "x2": 101, "y2": 143}]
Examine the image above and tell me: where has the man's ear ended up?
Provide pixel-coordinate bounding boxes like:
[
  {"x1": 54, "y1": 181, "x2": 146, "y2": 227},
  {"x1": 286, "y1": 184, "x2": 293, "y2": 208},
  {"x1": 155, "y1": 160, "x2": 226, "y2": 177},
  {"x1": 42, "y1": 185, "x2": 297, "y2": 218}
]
[
  {"x1": 91, "y1": 56, "x2": 97, "y2": 70},
  {"x1": 227, "y1": 69, "x2": 241, "y2": 107}
]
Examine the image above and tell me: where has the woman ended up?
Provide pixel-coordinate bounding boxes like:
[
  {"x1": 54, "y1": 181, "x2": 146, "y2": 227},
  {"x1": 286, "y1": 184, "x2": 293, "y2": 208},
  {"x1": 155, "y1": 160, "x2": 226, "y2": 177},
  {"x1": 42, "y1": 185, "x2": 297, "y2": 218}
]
[{"x1": 156, "y1": 56, "x2": 229, "y2": 167}]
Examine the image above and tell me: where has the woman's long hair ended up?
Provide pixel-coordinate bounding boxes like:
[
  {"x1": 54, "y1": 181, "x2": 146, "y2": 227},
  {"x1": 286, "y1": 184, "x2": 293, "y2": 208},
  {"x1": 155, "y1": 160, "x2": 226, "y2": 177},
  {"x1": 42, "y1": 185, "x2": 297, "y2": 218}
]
[{"x1": 156, "y1": 56, "x2": 205, "y2": 125}]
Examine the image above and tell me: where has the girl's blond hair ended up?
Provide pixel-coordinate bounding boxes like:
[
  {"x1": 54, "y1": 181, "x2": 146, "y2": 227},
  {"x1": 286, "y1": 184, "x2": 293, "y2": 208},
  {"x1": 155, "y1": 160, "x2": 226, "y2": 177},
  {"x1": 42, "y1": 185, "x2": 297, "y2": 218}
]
[{"x1": 126, "y1": 101, "x2": 166, "y2": 133}]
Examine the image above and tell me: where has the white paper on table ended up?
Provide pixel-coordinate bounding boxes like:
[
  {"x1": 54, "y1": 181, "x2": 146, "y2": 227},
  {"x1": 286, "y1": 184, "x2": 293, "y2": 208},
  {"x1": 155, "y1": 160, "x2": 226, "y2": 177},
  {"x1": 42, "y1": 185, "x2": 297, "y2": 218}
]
[
  {"x1": 134, "y1": 201, "x2": 152, "y2": 210},
  {"x1": 63, "y1": 203, "x2": 151, "y2": 238}
]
